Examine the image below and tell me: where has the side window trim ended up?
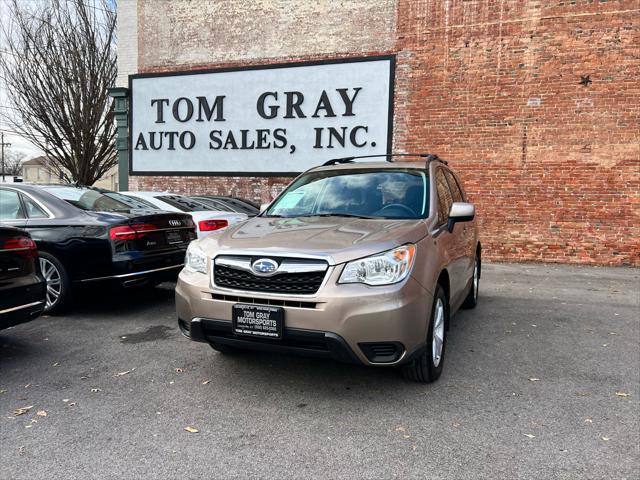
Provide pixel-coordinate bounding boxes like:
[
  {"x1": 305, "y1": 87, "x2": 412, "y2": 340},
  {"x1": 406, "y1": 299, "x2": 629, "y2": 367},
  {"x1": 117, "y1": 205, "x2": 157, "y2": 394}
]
[
  {"x1": 443, "y1": 169, "x2": 463, "y2": 204},
  {"x1": 0, "y1": 187, "x2": 27, "y2": 221},
  {"x1": 448, "y1": 170, "x2": 466, "y2": 202},
  {"x1": 19, "y1": 191, "x2": 54, "y2": 219},
  {"x1": 434, "y1": 167, "x2": 454, "y2": 228}
]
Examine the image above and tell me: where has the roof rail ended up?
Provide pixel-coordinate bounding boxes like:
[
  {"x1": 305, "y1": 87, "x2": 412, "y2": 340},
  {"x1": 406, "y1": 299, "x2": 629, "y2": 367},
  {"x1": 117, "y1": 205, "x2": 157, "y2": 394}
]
[{"x1": 322, "y1": 153, "x2": 447, "y2": 167}]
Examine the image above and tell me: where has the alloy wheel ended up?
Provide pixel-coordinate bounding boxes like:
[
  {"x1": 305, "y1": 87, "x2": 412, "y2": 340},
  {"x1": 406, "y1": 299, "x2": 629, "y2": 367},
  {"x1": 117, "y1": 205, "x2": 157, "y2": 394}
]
[
  {"x1": 40, "y1": 257, "x2": 62, "y2": 310},
  {"x1": 432, "y1": 297, "x2": 445, "y2": 367}
]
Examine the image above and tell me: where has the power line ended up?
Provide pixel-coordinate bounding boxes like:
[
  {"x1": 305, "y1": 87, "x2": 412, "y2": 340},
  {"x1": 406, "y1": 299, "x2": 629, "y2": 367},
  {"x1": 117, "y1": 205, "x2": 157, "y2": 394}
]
[{"x1": 0, "y1": 128, "x2": 48, "y2": 139}]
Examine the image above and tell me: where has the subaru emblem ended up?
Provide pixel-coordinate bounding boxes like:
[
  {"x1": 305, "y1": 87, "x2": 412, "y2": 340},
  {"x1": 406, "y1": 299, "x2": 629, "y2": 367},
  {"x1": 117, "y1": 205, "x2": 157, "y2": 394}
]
[{"x1": 251, "y1": 258, "x2": 278, "y2": 276}]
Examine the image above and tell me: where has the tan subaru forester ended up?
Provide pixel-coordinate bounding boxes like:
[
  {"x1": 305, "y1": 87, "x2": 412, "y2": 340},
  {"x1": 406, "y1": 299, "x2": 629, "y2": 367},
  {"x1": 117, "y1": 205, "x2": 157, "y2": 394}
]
[{"x1": 176, "y1": 154, "x2": 480, "y2": 383}]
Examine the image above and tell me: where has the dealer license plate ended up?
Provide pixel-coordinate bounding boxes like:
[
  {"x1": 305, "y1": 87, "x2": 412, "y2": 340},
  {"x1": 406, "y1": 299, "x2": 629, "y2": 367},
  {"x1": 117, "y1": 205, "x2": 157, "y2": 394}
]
[
  {"x1": 232, "y1": 304, "x2": 283, "y2": 339},
  {"x1": 165, "y1": 230, "x2": 183, "y2": 244}
]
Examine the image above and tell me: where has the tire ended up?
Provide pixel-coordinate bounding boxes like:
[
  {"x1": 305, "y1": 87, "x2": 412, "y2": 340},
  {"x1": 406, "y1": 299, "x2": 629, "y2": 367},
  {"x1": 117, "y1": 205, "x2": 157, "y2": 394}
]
[
  {"x1": 402, "y1": 285, "x2": 448, "y2": 383},
  {"x1": 209, "y1": 343, "x2": 240, "y2": 354},
  {"x1": 461, "y1": 253, "x2": 480, "y2": 309},
  {"x1": 38, "y1": 252, "x2": 71, "y2": 314}
]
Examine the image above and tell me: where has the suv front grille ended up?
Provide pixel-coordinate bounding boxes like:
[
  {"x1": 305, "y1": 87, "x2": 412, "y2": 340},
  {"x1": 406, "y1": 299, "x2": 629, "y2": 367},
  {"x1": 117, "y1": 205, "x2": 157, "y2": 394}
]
[{"x1": 213, "y1": 264, "x2": 327, "y2": 295}]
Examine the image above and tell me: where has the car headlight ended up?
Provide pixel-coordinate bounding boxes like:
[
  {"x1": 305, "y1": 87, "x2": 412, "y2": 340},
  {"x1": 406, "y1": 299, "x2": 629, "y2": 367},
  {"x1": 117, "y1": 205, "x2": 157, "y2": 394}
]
[
  {"x1": 184, "y1": 242, "x2": 207, "y2": 274},
  {"x1": 339, "y1": 244, "x2": 416, "y2": 286}
]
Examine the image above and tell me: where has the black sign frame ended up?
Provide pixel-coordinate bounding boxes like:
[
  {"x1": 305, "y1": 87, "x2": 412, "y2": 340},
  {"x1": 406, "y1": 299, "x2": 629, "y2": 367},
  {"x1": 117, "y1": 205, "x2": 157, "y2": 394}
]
[{"x1": 128, "y1": 55, "x2": 396, "y2": 177}]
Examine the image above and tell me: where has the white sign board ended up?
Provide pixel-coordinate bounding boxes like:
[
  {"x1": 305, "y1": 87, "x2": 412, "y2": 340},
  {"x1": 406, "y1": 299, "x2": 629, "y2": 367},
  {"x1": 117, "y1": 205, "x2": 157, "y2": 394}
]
[{"x1": 129, "y1": 57, "x2": 394, "y2": 175}]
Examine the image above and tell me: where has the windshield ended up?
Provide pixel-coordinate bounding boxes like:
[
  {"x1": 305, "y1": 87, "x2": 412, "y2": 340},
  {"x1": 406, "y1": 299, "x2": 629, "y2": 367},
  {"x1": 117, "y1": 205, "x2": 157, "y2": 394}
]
[
  {"x1": 265, "y1": 168, "x2": 428, "y2": 219},
  {"x1": 43, "y1": 186, "x2": 132, "y2": 212}
]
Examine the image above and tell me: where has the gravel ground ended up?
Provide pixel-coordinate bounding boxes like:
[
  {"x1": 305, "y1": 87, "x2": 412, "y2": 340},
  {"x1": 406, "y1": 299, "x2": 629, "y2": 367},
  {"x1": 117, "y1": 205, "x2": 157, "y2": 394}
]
[{"x1": 0, "y1": 263, "x2": 638, "y2": 479}]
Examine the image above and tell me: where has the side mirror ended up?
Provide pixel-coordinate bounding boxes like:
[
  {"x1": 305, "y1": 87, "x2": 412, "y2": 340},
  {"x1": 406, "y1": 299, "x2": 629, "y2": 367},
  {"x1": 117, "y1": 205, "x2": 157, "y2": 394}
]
[
  {"x1": 447, "y1": 202, "x2": 475, "y2": 232},
  {"x1": 260, "y1": 203, "x2": 270, "y2": 213}
]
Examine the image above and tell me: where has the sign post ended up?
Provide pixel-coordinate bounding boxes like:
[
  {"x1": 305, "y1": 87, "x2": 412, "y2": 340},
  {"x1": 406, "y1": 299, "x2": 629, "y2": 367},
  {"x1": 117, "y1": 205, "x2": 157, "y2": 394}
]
[{"x1": 108, "y1": 87, "x2": 130, "y2": 191}]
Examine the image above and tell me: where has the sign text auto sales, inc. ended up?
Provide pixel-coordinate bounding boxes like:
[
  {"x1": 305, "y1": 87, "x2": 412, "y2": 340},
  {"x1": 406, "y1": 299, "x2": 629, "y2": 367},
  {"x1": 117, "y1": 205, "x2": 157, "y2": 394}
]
[{"x1": 133, "y1": 87, "x2": 370, "y2": 154}]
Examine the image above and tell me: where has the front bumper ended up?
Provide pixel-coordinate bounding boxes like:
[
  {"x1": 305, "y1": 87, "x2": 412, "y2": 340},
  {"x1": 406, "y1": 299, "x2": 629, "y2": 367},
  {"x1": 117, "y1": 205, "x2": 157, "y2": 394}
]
[
  {"x1": 176, "y1": 265, "x2": 432, "y2": 366},
  {"x1": 180, "y1": 318, "x2": 362, "y2": 364}
]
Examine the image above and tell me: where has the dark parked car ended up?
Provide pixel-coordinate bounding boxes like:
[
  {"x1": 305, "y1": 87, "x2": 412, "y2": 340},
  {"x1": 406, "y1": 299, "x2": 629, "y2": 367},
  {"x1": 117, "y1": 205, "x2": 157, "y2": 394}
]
[
  {"x1": 0, "y1": 184, "x2": 197, "y2": 313},
  {"x1": 190, "y1": 196, "x2": 259, "y2": 216},
  {"x1": 0, "y1": 226, "x2": 46, "y2": 329}
]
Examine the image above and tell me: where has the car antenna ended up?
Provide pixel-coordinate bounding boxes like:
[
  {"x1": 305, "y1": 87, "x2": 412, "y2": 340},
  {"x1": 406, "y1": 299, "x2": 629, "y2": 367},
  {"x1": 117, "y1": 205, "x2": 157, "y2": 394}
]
[{"x1": 322, "y1": 153, "x2": 447, "y2": 166}]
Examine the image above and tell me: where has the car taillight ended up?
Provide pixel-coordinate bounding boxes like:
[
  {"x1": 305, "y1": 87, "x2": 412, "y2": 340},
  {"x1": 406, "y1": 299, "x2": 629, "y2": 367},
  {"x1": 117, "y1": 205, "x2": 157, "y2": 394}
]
[
  {"x1": 198, "y1": 219, "x2": 228, "y2": 232},
  {"x1": 2, "y1": 236, "x2": 38, "y2": 258},
  {"x1": 109, "y1": 223, "x2": 157, "y2": 241}
]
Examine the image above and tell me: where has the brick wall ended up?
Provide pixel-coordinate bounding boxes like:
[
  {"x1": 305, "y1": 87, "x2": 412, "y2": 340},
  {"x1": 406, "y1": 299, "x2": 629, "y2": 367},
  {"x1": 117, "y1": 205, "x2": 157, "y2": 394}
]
[
  {"x1": 115, "y1": 0, "x2": 138, "y2": 87},
  {"x1": 129, "y1": 0, "x2": 640, "y2": 266}
]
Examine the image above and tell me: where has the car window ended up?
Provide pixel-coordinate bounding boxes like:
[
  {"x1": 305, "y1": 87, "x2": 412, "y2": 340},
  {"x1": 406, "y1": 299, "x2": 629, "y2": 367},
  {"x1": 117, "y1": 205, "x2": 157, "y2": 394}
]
[
  {"x1": 0, "y1": 189, "x2": 25, "y2": 220},
  {"x1": 123, "y1": 194, "x2": 153, "y2": 207},
  {"x1": 444, "y1": 170, "x2": 464, "y2": 203},
  {"x1": 224, "y1": 198, "x2": 259, "y2": 213},
  {"x1": 43, "y1": 186, "x2": 131, "y2": 212},
  {"x1": 22, "y1": 194, "x2": 49, "y2": 218},
  {"x1": 214, "y1": 199, "x2": 246, "y2": 213},
  {"x1": 157, "y1": 195, "x2": 212, "y2": 212},
  {"x1": 105, "y1": 192, "x2": 159, "y2": 209},
  {"x1": 192, "y1": 197, "x2": 234, "y2": 212},
  {"x1": 435, "y1": 169, "x2": 453, "y2": 225},
  {"x1": 267, "y1": 169, "x2": 429, "y2": 219}
]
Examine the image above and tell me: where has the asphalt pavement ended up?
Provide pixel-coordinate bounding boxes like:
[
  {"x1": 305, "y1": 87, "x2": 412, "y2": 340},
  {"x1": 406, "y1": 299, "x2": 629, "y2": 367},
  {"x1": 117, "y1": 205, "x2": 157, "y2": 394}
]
[{"x1": 0, "y1": 263, "x2": 638, "y2": 479}]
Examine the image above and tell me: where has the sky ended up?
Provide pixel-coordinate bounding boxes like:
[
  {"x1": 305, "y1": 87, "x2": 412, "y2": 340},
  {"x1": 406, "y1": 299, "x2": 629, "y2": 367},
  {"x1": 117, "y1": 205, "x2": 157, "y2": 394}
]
[
  {"x1": 0, "y1": 0, "x2": 44, "y2": 159},
  {"x1": 0, "y1": 0, "x2": 117, "y2": 161}
]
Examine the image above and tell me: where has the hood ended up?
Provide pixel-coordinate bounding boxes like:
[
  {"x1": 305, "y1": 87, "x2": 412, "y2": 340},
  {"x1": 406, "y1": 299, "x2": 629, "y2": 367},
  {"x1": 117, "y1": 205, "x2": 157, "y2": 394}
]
[{"x1": 198, "y1": 216, "x2": 428, "y2": 265}]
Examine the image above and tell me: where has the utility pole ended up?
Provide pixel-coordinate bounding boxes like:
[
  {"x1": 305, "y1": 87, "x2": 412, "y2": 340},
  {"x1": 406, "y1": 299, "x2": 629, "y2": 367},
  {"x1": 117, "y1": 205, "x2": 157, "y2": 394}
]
[{"x1": 1, "y1": 132, "x2": 12, "y2": 182}]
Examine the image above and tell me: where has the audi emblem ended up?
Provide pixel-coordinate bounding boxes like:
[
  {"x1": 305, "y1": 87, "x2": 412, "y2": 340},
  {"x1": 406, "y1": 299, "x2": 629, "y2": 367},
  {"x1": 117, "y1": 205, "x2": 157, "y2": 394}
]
[{"x1": 169, "y1": 220, "x2": 181, "y2": 227}]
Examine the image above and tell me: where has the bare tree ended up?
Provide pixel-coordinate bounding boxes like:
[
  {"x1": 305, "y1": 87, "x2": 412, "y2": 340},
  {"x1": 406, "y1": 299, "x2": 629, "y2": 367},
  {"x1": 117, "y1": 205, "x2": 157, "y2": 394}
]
[
  {"x1": 2, "y1": 150, "x2": 27, "y2": 176},
  {"x1": 0, "y1": 0, "x2": 117, "y2": 185}
]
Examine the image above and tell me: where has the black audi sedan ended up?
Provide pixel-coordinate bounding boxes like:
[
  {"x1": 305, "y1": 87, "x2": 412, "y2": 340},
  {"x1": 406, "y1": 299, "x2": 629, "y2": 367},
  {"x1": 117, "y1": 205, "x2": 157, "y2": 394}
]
[
  {"x1": 0, "y1": 226, "x2": 46, "y2": 329},
  {"x1": 0, "y1": 184, "x2": 196, "y2": 313}
]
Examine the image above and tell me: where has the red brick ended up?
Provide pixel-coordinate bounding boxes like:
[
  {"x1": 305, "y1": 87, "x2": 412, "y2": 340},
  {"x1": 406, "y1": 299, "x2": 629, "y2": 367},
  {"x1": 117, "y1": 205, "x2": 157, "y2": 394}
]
[{"x1": 130, "y1": 0, "x2": 640, "y2": 266}]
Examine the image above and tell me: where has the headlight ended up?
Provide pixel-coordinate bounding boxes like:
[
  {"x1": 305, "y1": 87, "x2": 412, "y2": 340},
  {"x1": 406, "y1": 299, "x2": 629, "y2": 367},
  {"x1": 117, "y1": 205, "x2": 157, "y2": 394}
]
[
  {"x1": 339, "y1": 244, "x2": 416, "y2": 286},
  {"x1": 184, "y1": 242, "x2": 207, "y2": 274}
]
